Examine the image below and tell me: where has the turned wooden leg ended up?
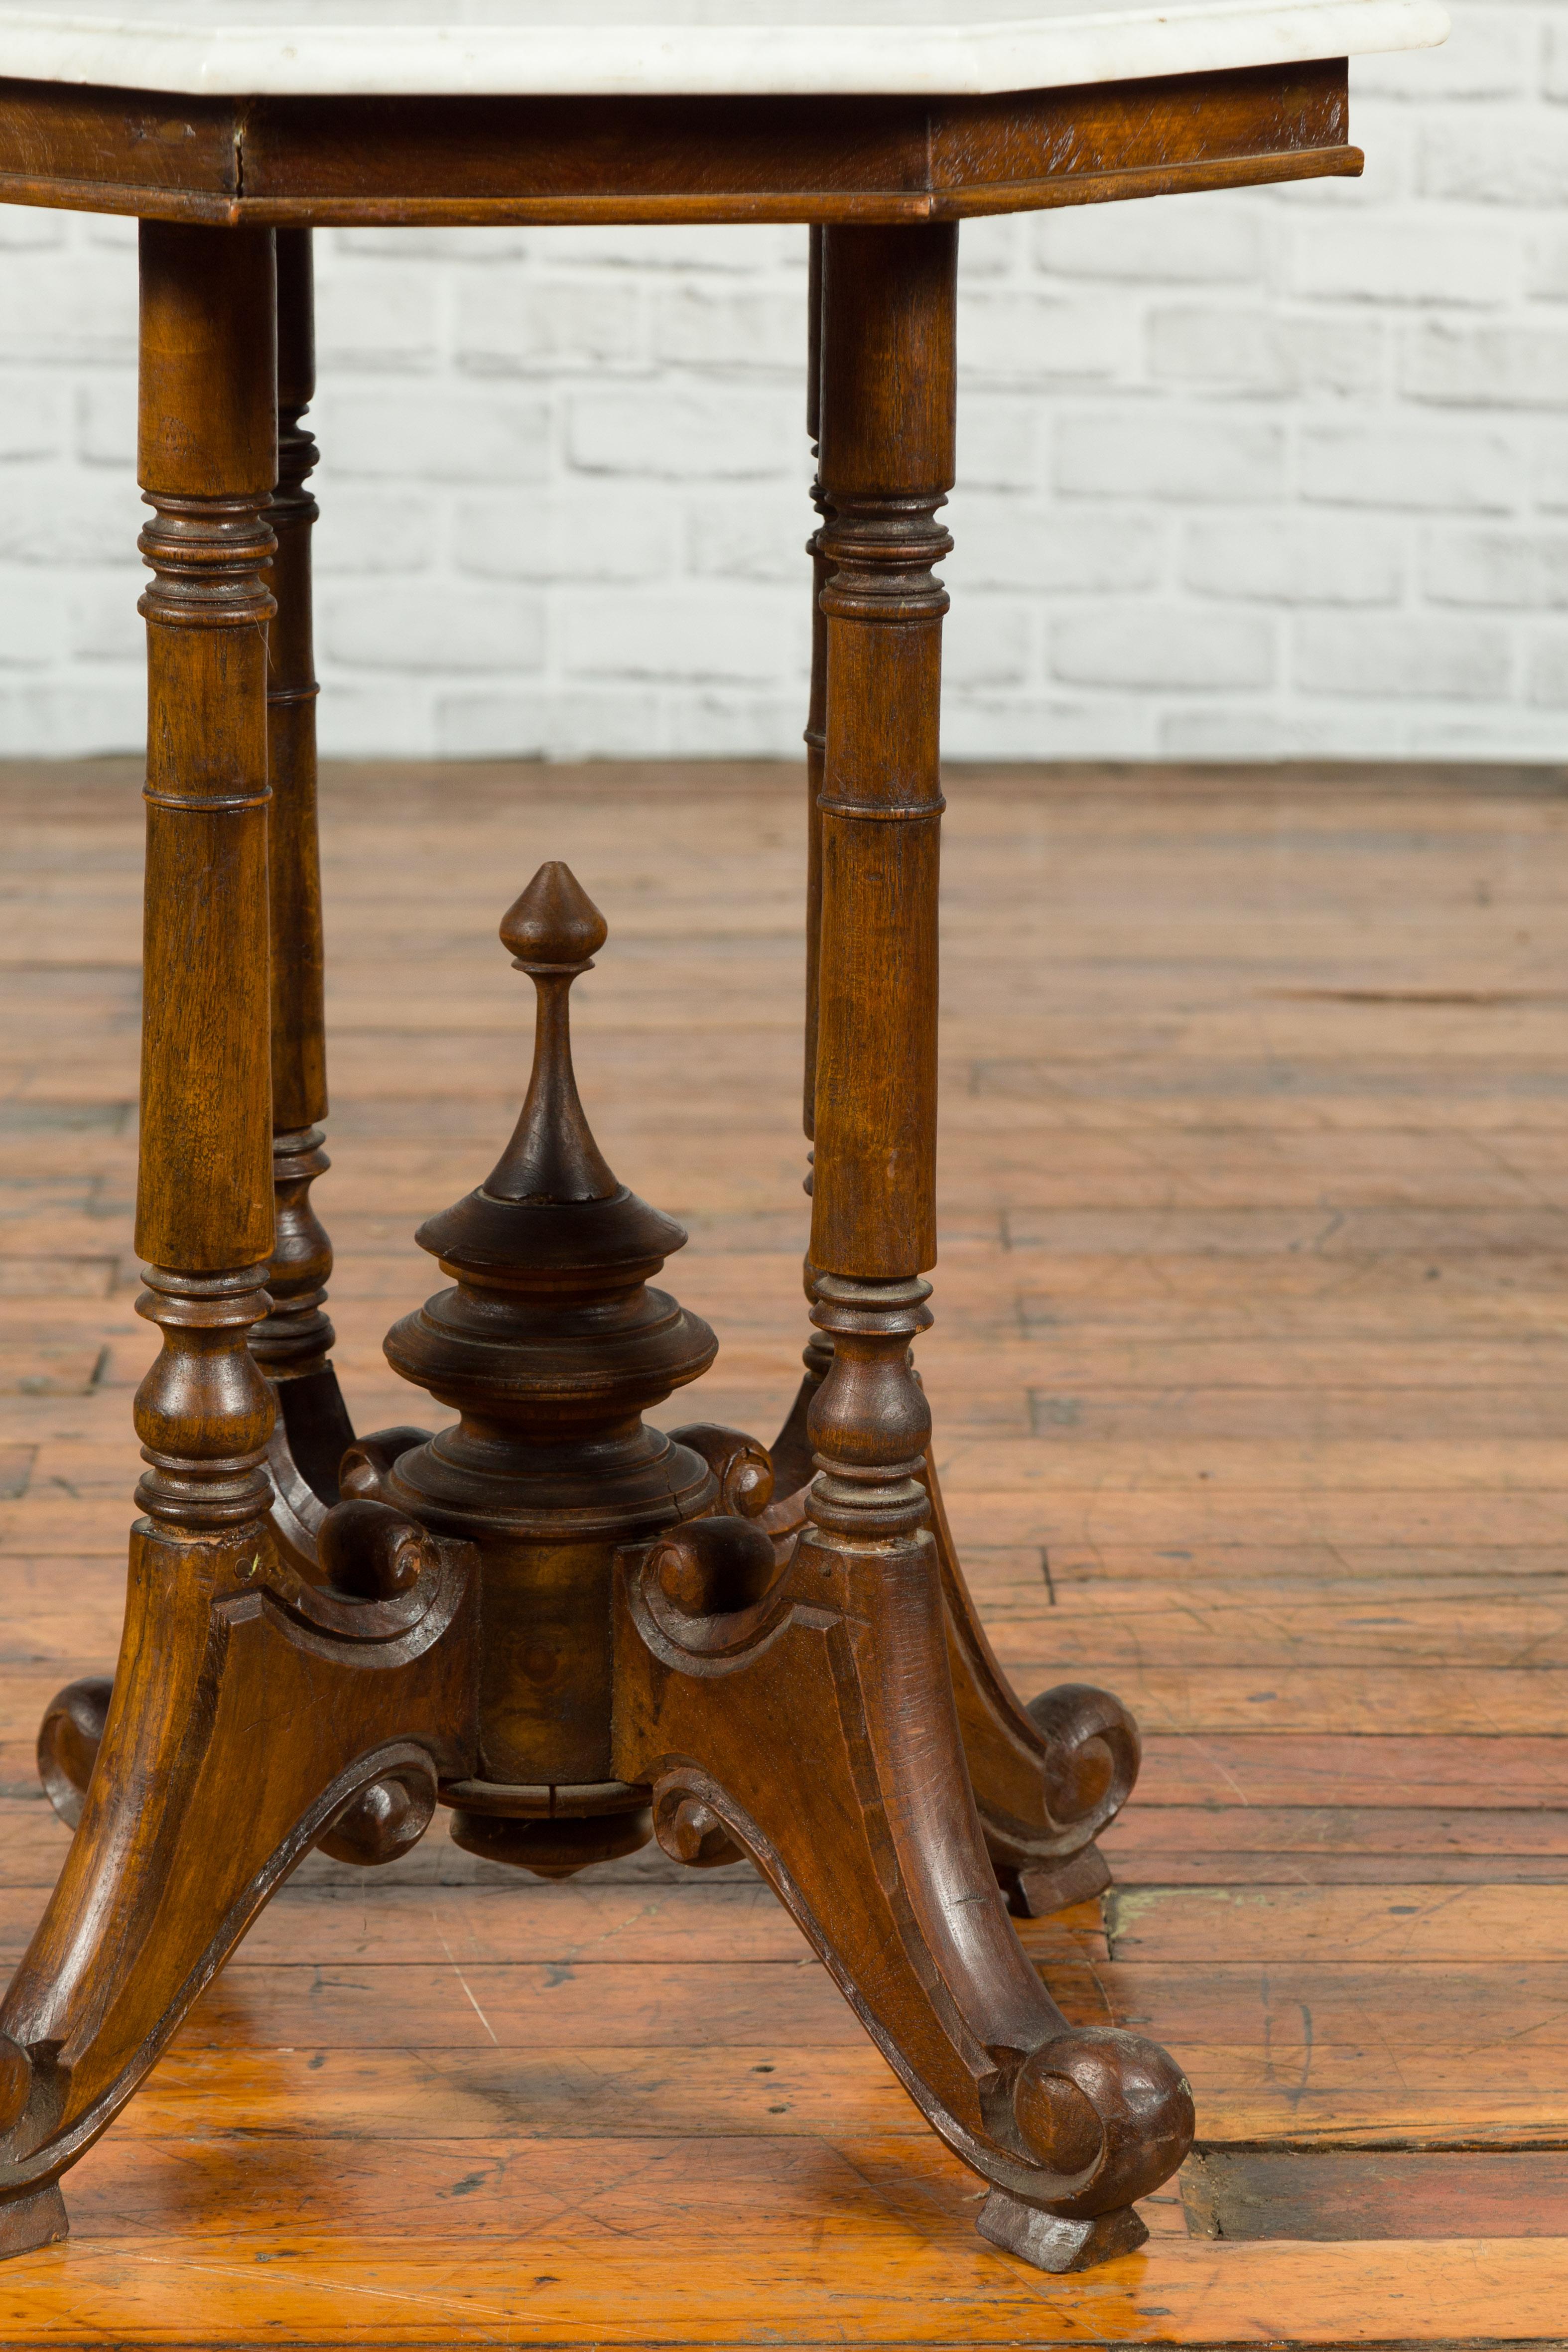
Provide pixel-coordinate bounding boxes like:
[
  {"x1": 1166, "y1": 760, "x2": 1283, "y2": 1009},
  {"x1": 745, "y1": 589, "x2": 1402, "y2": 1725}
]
[
  {"x1": 801, "y1": 220, "x2": 827, "y2": 1176},
  {"x1": 765, "y1": 223, "x2": 1137, "y2": 1917},
  {"x1": 252, "y1": 227, "x2": 356, "y2": 1548},
  {"x1": 0, "y1": 224, "x2": 476, "y2": 2255},
  {"x1": 624, "y1": 225, "x2": 1193, "y2": 2272},
  {"x1": 772, "y1": 224, "x2": 833, "y2": 1499}
]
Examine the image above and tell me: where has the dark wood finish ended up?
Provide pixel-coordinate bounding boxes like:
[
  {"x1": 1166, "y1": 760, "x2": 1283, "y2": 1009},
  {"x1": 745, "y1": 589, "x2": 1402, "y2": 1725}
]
[
  {"x1": 0, "y1": 2184, "x2": 64, "y2": 2263},
  {"x1": 0, "y1": 223, "x2": 480, "y2": 2259},
  {"x1": 0, "y1": 63, "x2": 1358, "y2": 226},
  {"x1": 33, "y1": 1676, "x2": 111, "y2": 1831},
  {"x1": 0, "y1": 1506, "x2": 476, "y2": 2232},
  {"x1": 0, "y1": 37, "x2": 1402, "y2": 2289},
  {"x1": 252, "y1": 226, "x2": 357, "y2": 1540},
  {"x1": 370, "y1": 863, "x2": 718, "y2": 1867},
  {"x1": 810, "y1": 220, "x2": 951, "y2": 1281},
  {"x1": 4, "y1": 757, "x2": 1568, "y2": 2341},
  {"x1": 926, "y1": 1453, "x2": 1142, "y2": 1911},
  {"x1": 782, "y1": 224, "x2": 1139, "y2": 1915},
  {"x1": 133, "y1": 222, "x2": 276, "y2": 1320},
  {"x1": 616, "y1": 225, "x2": 1190, "y2": 2268},
  {"x1": 615, "y1": 1498, "x2": 1192, "y2": 2261},
  {"x1": 768, "y1": 221, "x2": 835, "y2": 1499},
  {"x1": 263, "y1": 229, "x2": 326, "y2": 1193},
  {"x1": 801, "y1": 222, "x2": 828, "y2": 1163}
]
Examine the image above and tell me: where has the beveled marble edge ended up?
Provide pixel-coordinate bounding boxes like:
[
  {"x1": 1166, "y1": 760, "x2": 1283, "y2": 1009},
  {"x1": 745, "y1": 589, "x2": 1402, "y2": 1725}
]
[{"x1": 0, "y1": 0, "x2": 1450, "y2": 98}]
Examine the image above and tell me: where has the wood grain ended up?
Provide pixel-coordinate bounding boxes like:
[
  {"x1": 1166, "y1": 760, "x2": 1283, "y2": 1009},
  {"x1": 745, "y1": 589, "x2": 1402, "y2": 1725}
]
[
  {"x1": 0, "y1": 64, "x2": 1358, "y2": 227},
  {"x1": 2, "y1": 758, "x2": 1567, "y2": 2338}
]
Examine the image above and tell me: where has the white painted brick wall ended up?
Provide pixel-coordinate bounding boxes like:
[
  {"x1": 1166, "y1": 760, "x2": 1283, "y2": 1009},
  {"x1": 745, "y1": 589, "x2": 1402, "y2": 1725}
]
[{"x1": 0, "y1": 0, "x2": 1565, "y2": 763}]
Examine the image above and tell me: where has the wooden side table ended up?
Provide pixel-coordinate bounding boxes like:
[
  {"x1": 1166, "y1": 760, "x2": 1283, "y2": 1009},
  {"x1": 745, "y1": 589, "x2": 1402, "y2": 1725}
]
[{"x1": 0, "y1": 0, "x2": 1446, "y2": 2276}]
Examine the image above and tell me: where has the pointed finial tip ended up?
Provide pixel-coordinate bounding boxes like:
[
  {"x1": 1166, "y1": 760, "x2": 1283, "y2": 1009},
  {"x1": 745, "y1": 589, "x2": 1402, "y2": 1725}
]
[{"x1": 500, "y1": 862, "x2": 609, "y2": 970}]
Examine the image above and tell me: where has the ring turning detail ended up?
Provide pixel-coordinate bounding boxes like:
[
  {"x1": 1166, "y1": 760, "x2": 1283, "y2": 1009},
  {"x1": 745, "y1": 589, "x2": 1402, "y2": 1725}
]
[
  {"x1": 0, "y1": 211, "x2": 1194, "y2": 2278},
  {"x1": 0, "y1": 0, "x2": 1450, "y2": 2273}
]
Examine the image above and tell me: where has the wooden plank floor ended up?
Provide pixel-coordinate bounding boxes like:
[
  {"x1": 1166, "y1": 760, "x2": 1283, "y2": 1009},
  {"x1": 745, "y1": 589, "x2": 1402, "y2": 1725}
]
[{"x1": 2, "y1": 755, "x2": 1568, "y2": 2346}]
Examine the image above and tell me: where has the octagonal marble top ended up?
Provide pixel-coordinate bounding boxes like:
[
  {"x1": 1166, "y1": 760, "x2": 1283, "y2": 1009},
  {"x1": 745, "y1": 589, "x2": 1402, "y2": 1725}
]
[{"x1": 0, "y1": 0, "x2": 1449, "y2": 99}]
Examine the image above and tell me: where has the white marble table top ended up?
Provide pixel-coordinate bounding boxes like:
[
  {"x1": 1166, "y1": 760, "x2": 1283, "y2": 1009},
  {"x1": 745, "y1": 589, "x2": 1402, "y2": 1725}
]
[{"x1": 0, "y1": 0, "x2": 1448, "y2": 100}]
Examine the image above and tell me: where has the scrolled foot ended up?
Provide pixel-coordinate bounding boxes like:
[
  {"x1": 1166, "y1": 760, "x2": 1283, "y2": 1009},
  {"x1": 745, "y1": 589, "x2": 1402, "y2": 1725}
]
[
  {"x1": 1008, "y1": 2028, "x2": 1194, "y2": 2220},
  {"x1": 617, "y1": 1498, "x2": 1194, "y2": 2265},
  {"x1": 0, "y1": 1515, "x2": 476, "y2": 2221},
  {"x1": 36, "y1": 1679, "x2": 113, "y2": 1830},
  {"x1": 1028, "y1": 1683, "x2": 1139, "y2": 1838},
  {"x1": 977, "y1": 2188, "x2": 1147, "y2": 2274},
  {"x1": 965, "y1": 2024, "x2": 1191, "y2": 2270}
]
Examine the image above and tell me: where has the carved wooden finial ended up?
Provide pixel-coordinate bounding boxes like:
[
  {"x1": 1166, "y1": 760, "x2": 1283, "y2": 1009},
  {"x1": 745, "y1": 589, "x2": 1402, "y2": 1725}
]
[
  {"x1": 500, "y1": 860, "x2": 608, "y2": 973},
  {"x1": 486, "y1": 863, "x2": 616, "y2": 1204}
]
